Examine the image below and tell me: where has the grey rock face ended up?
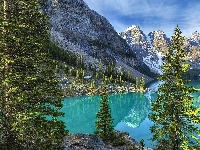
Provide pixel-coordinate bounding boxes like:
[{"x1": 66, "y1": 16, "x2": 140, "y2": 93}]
[
  {"x1": 42, "y1": 0, "x2": 154, "y2": 82},
  {"x1": 45, "y1": 0, "x2": 132, "y2": 59},
  {"x1": 120, "y1": 25, "x2": 154, "y2": 58},
  {"x1": 61, "y1": 131, "x2": 153, "y2": 150},
  {"x1": 148, "y1": 30, "x2": 170, "y2": 55},
  {"x1": 186, "y1": 31, "x2": 200, "y2": 69},
  {"x1": 120, "y1": 25, "x2": 161, "y2": 74},
  {"x1": 121, "y1": 25, "x2": 200, "y2": 74}
]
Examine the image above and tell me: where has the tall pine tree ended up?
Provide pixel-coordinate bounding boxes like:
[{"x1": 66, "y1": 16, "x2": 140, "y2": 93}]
[
  {"x1": 148, "y1": 26, "x2": 200, "y2": 149},
  {"x1": 0, "y1": 0, "x2": 68, "y2": 149},
  {"x1": 94, "y1": 86, "x2": 114, "y2": 142}
]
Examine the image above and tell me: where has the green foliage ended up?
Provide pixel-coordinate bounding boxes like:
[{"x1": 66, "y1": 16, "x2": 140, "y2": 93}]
[
  {"x1": 99, "y1": 59, "x2": 103, "y2": 75},
  {"x1": 94, "y1": 86, "x2": 128, "y2": 147},
  {"x1": 135, "y1": 77, "x2": 139, "y2": 90},
  {"x1": 90, "y1": 80, "x2": 95, "y2": 89},
  {"x1": 0, "y1": 1, "x2": 68, "y2": 149},
  {"x1": 139, "y1": 77, "x2": 145, "y2": 91},
  {"x1": 88, "y1": 60, "x2": 136, "y2": 86},
  {"x1": 76, "y1": 55, "x2": 85, "y2": 69},
  {"x1": 111, "y1": 133, "x2": 127, "y2": 146},
  {"x1": 94, "y1": 86, "x2": 114, "y2": 142},
  {"x1": 104, "y1": 61, "x2": 115, "y2": 77},
  {"x1": 44, "y1": 40, "x2": 77, "y2": 67},
  {"x1": 139, "y1": 139, "x2": 145, "y2": 150},
  {"x1": 148, "y1": 26, "x2": 200, "y2": 149}
]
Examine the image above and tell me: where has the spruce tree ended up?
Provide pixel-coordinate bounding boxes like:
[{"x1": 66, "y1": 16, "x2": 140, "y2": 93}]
[
  {"x1": 99, "y1": 58, "x2": 103, "y2": 76},
  {"x1": 0, "y1": 1, "x2": 68, "y2": 149},
  {"x1": 148, "y1": 26, "x2": 200, "y2": 149},
  {"x1": 139, "y1": 77, "x2": 145, "y2": 92},
  {"x1": 135, "y1": 76, "x2": 139, "y2": 91},
  {"x1": 94, "y1": 86, "x2": 114, "y2": 142}
]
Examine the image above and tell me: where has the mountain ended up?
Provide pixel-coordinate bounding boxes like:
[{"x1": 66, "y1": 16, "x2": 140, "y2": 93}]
[
  {"x1": 119, "y1": 25, "x2": 162, "y2": 74},
  {"x1": 186, "y1": 31, "x2": 200, "y2": 68},
  {"x1": 148, "y1": 30, "x2": 170, "y2": 55},
  {"x1": 120, "y1": 25, "x2": 200, "y2": 78},
  {"x1": 187, "y1": 31, "x2": 200, "y2": 47},
  {"x1": 42, "y1": 0, "x2": 156, "y2": 82}
]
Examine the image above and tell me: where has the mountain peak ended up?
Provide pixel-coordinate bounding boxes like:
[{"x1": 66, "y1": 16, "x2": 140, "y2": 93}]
[
  {"x1": 119, "y1": 25, "x2": 147, "y2": 43},
  {"x1": 124, "y1": 25, "x2": 140, "y2": 32},
  {"x1": 148, "y1": 30, "x2": 170, "y2": 55},
  {"x1": 119, "y1": 25, "x2": 161, "y2": 74},
  {"x1": 189, "y1": 31, "x2": 200, "y2": 39},
  {"x1": 187, "y1": 31, "x2": 200, "y2": 47}
]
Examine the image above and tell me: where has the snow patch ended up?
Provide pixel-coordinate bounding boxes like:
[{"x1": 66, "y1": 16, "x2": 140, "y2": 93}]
[
  {"x1": 143, "y1": 50, "x2": 163, "y2": 74},
  {"x1": 124, "y1": 25, "x2": 138, "y2": 32},
  {"x1": 84, "y1": 76, "x2": 92, "y2": 79}
]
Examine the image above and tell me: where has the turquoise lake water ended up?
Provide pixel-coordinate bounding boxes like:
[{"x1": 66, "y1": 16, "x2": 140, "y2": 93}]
[{"x1": 59, "y1": 80, "x2": 200, "y2": 148}]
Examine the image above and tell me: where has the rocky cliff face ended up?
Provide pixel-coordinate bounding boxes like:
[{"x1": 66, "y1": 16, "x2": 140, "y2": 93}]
[
  {"x1": 120, "y1": 25, "x2": 200, "y2": 75},
  {"x1": 148, "y1": 30, "x2": 170, "y2": 55},
  {"x1": 186, "y1": 31, "x2": 200, "y2": 69},
  {"x1": 42, "y1": 0, "x2": 155, "y2": 82},
  {"x1": 119, "y1": 26, "x2": 162, "y2": 74},
  {"x1": 119, "y1": 25, "x2": 154, "y2": 60}
]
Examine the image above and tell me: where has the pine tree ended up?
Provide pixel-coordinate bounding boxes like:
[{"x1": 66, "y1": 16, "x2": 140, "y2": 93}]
[
  {"x1": 94, "y1": 86, "x2": 114, "y2": 142},
  {"x1": 139, "y1": 77, "x2": 145, "y2": 92},
  {"x1": 0, "y1": 1, "x2": 68, "y2": 149},
  {"x1": 99, "y1": 58, "x2": 103, "y2": 76},
  {"x1": 135, "y1": 76, "x2": 139, "y2": 91},
  {"x1": 148, "y1": 26, "x2": 200, "y2": 149}
]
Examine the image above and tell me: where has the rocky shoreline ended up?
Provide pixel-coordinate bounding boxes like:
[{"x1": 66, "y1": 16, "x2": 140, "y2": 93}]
[
  {"x1": 61, "y1": 131, "x2": 153, "y2": 150},
  {"x1": 59, "y1": 77, "x2": 149, "y2": 97}
]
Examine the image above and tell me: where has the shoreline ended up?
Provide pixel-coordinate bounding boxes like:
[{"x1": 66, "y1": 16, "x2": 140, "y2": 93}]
[
  {"x1": 60, "y1": 77, "x2": 150, "y2": 97},
  {"x1": 61, "y1": 130, "x2": 153, "y2": 150}
]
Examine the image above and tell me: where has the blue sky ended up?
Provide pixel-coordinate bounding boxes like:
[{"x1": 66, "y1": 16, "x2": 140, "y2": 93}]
[{"x1": 83, "y1": 0, "x2": 200, "y2": 37}]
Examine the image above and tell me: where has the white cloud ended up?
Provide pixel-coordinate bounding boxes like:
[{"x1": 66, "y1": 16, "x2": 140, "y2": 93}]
[
  {"x1": 83, "y1": 0, "x2": 200, "y2": 37},
  {"x1": 84, "y1": 0, "x2": 178, "y2": 20},
  {"x1": 179, "y1": 3, "x2": 200, "y2": 37}
]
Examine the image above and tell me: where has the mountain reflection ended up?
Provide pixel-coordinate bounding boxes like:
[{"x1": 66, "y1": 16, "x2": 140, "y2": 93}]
[
  {"x1": 58, "y1": 80, "x2": 200, "y2": 135},
  {"x1": 59, "y1": 92, "x2": 151, "y2": 133},
  {"x1": 115, "y1": 93, "x2": 150, "y2": 128}
]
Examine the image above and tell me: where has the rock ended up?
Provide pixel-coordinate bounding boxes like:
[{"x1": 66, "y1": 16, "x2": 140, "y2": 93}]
[
  {"x1": 62, "y1": 133, "x2": 106, "y2": 150},
  {"x1": 61, "y1": 131, "x2": 153, "y2": 150},
  {"x1": 43, "y1": 0, "x2": 155, "y2": 82}
]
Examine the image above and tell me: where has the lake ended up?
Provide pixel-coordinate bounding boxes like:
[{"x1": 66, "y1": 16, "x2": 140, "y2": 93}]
[{"x1": 59, "y1": 80, "x2": 200, "y2": 148}]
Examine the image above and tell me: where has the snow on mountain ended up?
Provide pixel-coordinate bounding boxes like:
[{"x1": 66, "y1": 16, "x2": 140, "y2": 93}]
[
  {"x1": 143, "y1": 51, "x2": 163, "y2": 74},
  {"x1": 119, "y1": 26, "x2": 161, "y2": 74},
  {"x1": 121, "y1": 26, "x2": 200, "y2": 75},
  {"x1": 148, "y1": 30, "x2": 170, "y2": 56},
  {"x1": 187, "y1": 31, "x2": 200, "y2": 47}
]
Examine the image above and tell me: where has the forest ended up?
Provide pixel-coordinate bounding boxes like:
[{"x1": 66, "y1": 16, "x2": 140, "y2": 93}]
[{"x1": 0, "y1": 1, "x2": 199, "y2": 150}]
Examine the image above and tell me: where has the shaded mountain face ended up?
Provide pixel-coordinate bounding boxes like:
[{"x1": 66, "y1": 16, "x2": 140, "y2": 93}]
[
  {"x1": 120, "y1": 25, "x2": 200, "y2": 75},
  {"x1": 119, "y1": 26, "x2": 162, "y2": 74},
  {"x1": 119, "y1": 25, "x2": 154, "y2": 60},
  {"x1": 42, "y1": 0, "x2": 155, "y2": 82}
]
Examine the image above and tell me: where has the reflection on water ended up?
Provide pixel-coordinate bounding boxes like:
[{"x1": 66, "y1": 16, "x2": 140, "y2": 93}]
[
  {"x1": 59, "y1": 80, "x2": 200, "y2": 148},
  {"x1": 59, "y1": 92, "x2": 151, "y2": 133}
]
